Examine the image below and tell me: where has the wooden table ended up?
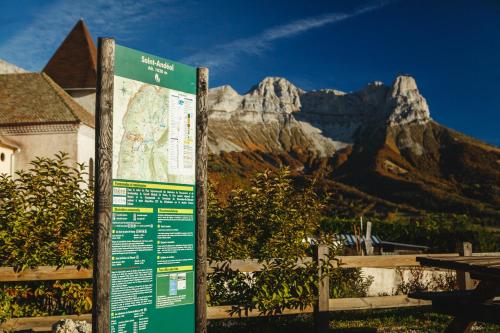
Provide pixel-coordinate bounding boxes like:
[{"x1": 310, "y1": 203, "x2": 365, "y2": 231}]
[{"x1": 409, "y1": 256, "x2": 500, "y2": 333}]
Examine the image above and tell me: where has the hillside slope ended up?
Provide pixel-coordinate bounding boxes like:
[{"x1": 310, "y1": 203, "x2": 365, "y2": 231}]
[{"x1": 207, "y1": 76, "x2": 500, "y2": 222}]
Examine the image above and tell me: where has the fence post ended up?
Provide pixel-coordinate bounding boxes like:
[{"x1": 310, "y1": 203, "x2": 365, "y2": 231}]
[
  {"x1": 314, "y1": 244, "x2": 330, "y2": 333},
  {"x1": 195, "y1": 67, "x2": 209, "y2": 333},
  {"x1": 93, "y1": 37, "x2": 115, "y2": 333},
  {"x1": 456, "y1": 242, "x2": 473, "y2": 290}
]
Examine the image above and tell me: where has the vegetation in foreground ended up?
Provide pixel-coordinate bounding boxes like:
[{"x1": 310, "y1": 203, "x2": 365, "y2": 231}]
[
  {"x1": 0, "y1": 155, "x2": 498, "y2": 330},
  {"x1": 0, "y1": 154, "x2": 93, "y2": 321}
]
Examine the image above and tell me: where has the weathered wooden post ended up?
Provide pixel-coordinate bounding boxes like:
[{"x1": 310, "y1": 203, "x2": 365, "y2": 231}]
[
  {"x1": 195, "y1": 67, "x2": 209, "y2": 333},
  {"x1": 365, "y1": 221, "x2": 374, "y2": 256},
  {"x1": 93, "y1": 37, "x2": 115, "y2": 333},
  {"x1": 444, "y1": 243, "x2": 474, "y2": 332},
  {"x1": 314, "y1": 244, "x2": 330, "y2": 333},
  {"x1": 456, "y1": 241, "x2": 473, "y2": 290}
]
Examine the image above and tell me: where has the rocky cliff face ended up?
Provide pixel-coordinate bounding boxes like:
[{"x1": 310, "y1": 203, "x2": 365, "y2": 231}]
[
  {"x1": 208, "y1": 77, "x2": 338, "y2": 157},
  {"x1": 208, "y1": 75, "x2": 431, "y2": 155},
  {"x1": 385, "y1": 76, "x2": 430, "y2": 126}
]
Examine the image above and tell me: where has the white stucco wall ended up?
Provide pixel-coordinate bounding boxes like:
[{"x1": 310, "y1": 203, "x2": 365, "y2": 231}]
[
  {"x1": 0, "y1": 124, "x2": 95, "y2": 183},
  {"x1": 77, "y1": 124, "x2": 95, "y2": 178},
  {"x1": 0, "y1": 125, "x2": 79, "y2": 173},
  {"x1": 0, "y1": 146, "x2": 15, "y2": 175},
  {"x1": 68, "y1": 90, "x2": 96, "y2": 115}
]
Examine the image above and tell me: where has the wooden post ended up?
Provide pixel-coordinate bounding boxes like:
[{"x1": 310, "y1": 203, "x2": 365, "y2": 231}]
[
  {"x1": 89, "y1": 158, "x2": 94, "y2": 191},
  {"x1": 195, "y1": 67, "x2": 209, "y2": 333},
  {"x1": 456, "y1": 242, "x2": 473, "y2": 290},
  {"x1": 365, "y1": 221, "x2": 373, "y2": 256},
  {"x1": 314, "y1": 244, "x2": 330, "y2": 333},
  {"x1": 93, "y1": 37, "x2": 115, "y2": 333}
]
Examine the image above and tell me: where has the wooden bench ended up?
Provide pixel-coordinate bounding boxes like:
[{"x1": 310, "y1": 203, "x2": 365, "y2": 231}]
[
  {"x1": 410, "y1": 254, "x2": 500, "y2": 332},
  {"x1": 410, "y1": 291, "x2": 500, "y2": 324}
]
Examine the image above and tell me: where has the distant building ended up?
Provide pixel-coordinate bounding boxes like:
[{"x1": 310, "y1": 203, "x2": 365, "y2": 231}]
[
  {"x1": 336, "y1": 233, "x2": 430, "y2": 255},
  {"x1": 43, "y1": 19, "x2": 97, "y2": 114},
  {"x1": 0, "y1": 73, "x2": 94, "y2": 176}
]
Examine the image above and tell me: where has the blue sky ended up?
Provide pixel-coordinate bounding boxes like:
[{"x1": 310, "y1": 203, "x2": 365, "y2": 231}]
[{"x1": 0, "y1": 0, "x2": 499, "y2": 145}]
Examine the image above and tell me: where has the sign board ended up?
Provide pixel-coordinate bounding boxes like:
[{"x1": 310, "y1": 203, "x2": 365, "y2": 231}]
[{"x1": 109, "y1": 44, "x2": 197, "y2": 333}]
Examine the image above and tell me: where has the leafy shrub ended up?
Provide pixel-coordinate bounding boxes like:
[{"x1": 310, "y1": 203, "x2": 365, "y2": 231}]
[
  {"x1": 0, "y1": 153, "x2": 93, "y2": 322},
  {"x1": 394, "y1": 267, "x2": 456, "y2": 295},
  {"x1": 208, "y1": 169, "x2": 326, "y2": 260},
  {"x1": 330, "y1": 268, "x2": 373, "y2": 299},
  {"x1": 208, "y1": 259, "x2": 320, "y2": 316},
  {"x1": 207, "y1": 169, "x2": 372, "y2": 314},
  {"x1": 0, "y1": 153, "x2": 93, "y2": 271},
  {"x1": 0, "y1": 161, "x2": 373, "y2": 320},
  {"x1": 0, "y1": 281, "x2": 92, "y2": 322}
]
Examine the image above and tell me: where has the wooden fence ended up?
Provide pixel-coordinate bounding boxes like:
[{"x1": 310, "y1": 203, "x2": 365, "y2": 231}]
[{"x1": 1, "y1": 246, "x2": 498, "y2": 332}]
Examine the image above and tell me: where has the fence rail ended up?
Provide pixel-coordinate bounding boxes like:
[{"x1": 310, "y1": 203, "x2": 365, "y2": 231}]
[
  {"x1": 0, "y1": 295, "x2": 432, "y2": 332},
  {"x1": 1, "y1": 248, "x2": 498, "y2": 332},
  {"x1": 2, "y1": 252, "x2": 499, "y2": 282}
]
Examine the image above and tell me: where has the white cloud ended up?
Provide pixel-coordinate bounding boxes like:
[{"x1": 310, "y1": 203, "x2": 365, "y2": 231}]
[
  {"x1": 0, "y1": 0, "x2": 181, "y2": 71},
  {"x1": 183, "y1": 1, "x2": 390, "y2": 71}
]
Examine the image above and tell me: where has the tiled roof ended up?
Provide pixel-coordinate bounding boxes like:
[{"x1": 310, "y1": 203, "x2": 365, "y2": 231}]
[
  {"x1": 0, "y1": 73, "x2": 94, "y2": 128},
  {"x1": 43, "y1": 19, "x2": 97, "y2": 89}
]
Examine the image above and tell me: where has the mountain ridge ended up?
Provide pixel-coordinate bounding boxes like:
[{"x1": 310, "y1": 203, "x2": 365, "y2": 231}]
[{"x1": 207, "y1": 75, "x2": 500, "y2": 223}]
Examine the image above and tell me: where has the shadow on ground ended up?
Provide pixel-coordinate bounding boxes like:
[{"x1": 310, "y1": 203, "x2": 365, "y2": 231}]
[{"x1": 330, "y1": 328, "x2": 377, "y2": 333}]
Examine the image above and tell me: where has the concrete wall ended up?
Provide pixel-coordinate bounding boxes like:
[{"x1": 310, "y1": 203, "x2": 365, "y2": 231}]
[
  {"x1": 68, "y1": 90, "x2": 96, "y2": 115},
  {"x1": 362, "y1": 267, "x2": 454, "y2": 296},
  {"x1": 77, "y1": 124, "x2": 95, "y2": 179},
  {"x1": 0, "y1": 124, "x2": 95, "y2": 183}
]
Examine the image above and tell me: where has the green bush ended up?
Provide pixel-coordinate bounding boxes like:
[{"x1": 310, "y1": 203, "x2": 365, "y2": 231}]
[
  {"x1": 0, "y1": 153, "x2": 93, "y2": 271},
  {"x1": 0, "y1": 153, "x2": 93, "y2": 322},
  {"x1": 207, "y1": 169, "x2": 372, "y2": 314},
  {"x1": 208, "y1": 169, "x2": 326, "y2": 260},
  {"x1": 0, "y1": 281, "x2": 92, "y2": 322},
  {"x1": 394, "y1": 267, "x2": 456, "y2": 295},
  {"x1": 330, "y1": 268, "x2": 373, "y2": 299}
]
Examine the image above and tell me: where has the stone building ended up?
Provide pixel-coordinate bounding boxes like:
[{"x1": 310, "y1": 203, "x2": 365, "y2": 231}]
[
  {"x1": 0, "y1": 20, "x2": 96, "y2": 176},
  {"x1": 0, "y1": 73, "x2": 94, "y2": 175}
]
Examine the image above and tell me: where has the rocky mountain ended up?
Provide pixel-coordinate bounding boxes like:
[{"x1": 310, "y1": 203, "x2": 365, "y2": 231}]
[
  {"x1": 208, "y1": 77, "x2": 338, "y2": 157},
  {"x1": 208, "y1": 75, "x2": 431, "y2": 154},
  {"x1": 207, "y1": 76, "x2": 500, "y2": 223}
]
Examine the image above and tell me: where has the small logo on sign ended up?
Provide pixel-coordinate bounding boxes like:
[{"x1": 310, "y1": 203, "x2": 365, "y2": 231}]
[{"x1": 154, "y1": 73, "x2": 160, "y2": 83}]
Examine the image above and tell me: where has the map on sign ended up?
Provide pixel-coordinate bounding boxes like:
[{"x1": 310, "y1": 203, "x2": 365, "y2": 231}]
[{"x1": 113, "y1": 76, "x2": 196, "y2": 184}]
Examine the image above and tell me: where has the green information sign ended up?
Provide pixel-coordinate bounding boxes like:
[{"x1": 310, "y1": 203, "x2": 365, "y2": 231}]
[{"x1": 111, "y1": 45, "x2": 197, "y2": 333}]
